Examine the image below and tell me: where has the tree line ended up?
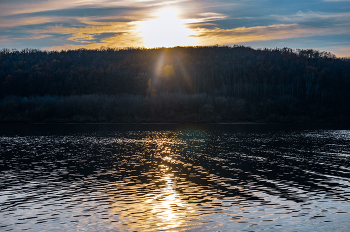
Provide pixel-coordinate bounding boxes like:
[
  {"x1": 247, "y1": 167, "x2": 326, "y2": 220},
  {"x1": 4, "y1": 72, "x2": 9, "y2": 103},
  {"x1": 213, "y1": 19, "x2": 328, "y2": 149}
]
[{"x1": 1, "y1": 46, "x2": 349, "y2": 123}]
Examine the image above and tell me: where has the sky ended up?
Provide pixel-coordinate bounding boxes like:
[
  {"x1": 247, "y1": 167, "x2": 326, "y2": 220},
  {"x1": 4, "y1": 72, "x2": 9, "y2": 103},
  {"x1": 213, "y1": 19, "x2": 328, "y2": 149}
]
[{"x1": 0, "y1": 0, "x2": 350, "y2": 57}]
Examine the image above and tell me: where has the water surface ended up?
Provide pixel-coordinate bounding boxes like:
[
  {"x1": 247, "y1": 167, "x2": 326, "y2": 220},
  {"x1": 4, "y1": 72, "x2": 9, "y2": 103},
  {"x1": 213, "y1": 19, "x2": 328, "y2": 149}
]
[{"x1": 1, "y1": 124, "x2": 350, "y2": 231}]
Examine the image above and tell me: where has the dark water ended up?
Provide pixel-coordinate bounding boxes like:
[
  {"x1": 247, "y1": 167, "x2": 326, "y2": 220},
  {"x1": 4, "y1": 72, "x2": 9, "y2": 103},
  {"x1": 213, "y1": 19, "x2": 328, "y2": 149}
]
[{"x1": 1, "y1": 124, "x2": 350, "y2": 231}]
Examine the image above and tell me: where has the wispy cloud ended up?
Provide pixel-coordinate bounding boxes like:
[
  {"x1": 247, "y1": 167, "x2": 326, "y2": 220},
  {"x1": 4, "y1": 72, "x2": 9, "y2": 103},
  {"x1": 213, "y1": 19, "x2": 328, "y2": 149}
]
[
  {"x1": 194, "y1": 23, "x2": 350, "y2": 46},
  {"x1": 274, "y1": 10, "x2": 350, "y2": 23},
  {"x1": 186, "y1": 12, "x2": 228, "y2": 24},
  {"x1": 0, "y1": 17, "x2": 66, "y2": 28}
]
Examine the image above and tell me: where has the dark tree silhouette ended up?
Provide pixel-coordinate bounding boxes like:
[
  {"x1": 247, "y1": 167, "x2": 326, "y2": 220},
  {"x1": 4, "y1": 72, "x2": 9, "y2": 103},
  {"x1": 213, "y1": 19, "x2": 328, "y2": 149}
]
[{"x1": 0, "y1": 46, "x2": 349, "y2": 122}]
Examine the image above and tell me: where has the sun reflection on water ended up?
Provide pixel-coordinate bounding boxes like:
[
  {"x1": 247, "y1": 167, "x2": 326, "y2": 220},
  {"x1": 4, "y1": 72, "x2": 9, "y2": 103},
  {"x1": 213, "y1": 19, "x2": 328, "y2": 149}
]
[
  {"x1": 147, "y1": 173, "x2": 188, "y2": 230},
  {"x1": 109, "y1": 171, "x2": 199, "y2": 231},
  {"x1": 106, "y1": 129, "x2": 212, "y2": 231}
]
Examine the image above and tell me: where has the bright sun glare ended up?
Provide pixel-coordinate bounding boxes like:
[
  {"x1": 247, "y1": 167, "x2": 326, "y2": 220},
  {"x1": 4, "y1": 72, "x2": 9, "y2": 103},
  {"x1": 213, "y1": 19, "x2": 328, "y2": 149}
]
[{"x1": 139, "y1": 8, "x2": 196, "y2": 48}]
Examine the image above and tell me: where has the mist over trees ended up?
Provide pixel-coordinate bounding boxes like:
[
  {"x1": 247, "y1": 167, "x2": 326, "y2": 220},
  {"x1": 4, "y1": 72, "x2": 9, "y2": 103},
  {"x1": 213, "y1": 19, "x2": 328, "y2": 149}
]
[{"x1": 1, "y1": 46, "x2": 349, "y2": 123}]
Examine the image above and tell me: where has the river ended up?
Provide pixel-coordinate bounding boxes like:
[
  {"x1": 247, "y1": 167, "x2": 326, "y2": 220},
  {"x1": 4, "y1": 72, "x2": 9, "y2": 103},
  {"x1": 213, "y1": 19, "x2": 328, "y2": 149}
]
[{"x1": 1, "y1": 124, "x2": 350, "y2": 231}]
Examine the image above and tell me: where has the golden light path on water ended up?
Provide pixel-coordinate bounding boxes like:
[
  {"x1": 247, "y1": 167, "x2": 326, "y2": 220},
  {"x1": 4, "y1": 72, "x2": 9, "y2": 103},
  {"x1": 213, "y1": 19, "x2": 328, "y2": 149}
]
[
  {"x1": 108, "y1": 130, "x2": 207, "y2": 231},
  {"x1": 103, "y1": 128, "x2": 300, "y2": 231},
  {"x1": 109, "y1": 172, "x2": 199, "y2": 231},
  {"x1": 138, "y1": 8, "x2": 196, "y2": 48}
]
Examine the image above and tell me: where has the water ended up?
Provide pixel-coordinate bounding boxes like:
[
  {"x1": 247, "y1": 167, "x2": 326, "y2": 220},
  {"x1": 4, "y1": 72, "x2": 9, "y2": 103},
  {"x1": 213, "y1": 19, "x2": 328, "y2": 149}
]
[{"x1": 1, "y1": 124, "x2": 350, "y2": 231}]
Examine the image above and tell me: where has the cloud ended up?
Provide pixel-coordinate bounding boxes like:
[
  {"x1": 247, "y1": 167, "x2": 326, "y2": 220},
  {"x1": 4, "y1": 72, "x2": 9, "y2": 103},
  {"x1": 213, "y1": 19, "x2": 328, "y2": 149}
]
[
  {"x1": 1, "y1": 0, "x2": 189, "y2": 16},
  {"x1": 186, "y1": 12, "x2": 228, "y2": 24},
  {"x1": 11, "y1": 7, "x2": 141, "y2": 18},
  {"x1": 0, "y1": 17, "x2": 66, "y2": 28},
  {"x1": 42, "y1": 31, "x2": 144, "y2": 50},
  {"x1": 20, "y1": 35, "x2": 53, "y2": 40},
  {"x1": 0, "y1": 36, "x2": 17, "y2": 46},
  {"x1": 193, "y1": 23, "x2": 350, "y2": 46},
  {"x1": 274, "y1": 10, "x2": 350, "y2": 23},
  {"x1": 37, "y1": 21, "x2": 144, "y2": 50}
]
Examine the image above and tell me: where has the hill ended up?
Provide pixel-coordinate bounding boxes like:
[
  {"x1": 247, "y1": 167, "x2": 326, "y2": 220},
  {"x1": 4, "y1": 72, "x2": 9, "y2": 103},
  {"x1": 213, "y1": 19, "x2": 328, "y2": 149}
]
[{"x1": 1, "y1": 46, "x2": 350, "y2": 123}]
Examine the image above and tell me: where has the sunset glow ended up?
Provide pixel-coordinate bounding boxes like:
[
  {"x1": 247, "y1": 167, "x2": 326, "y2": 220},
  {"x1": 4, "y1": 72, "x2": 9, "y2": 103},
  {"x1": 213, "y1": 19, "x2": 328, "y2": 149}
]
[
  {"x1": 0, "y1": 0, "x2": 349, "y2": 56},
  {"x1": 139, "y1": 8, "x2": 196, "y2": 48}
]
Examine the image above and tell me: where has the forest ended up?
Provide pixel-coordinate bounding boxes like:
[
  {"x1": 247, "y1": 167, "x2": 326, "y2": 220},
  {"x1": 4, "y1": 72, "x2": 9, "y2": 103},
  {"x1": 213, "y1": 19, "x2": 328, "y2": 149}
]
[{"x1": 1, "y1": 46, "x2": 350, "y2": 123}]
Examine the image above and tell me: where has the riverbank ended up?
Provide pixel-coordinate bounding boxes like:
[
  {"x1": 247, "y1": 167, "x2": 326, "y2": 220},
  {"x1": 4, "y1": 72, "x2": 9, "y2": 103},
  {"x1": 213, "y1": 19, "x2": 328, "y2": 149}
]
[{"x1": 1, "y1": 94, "x2": 349, "y2": 124}]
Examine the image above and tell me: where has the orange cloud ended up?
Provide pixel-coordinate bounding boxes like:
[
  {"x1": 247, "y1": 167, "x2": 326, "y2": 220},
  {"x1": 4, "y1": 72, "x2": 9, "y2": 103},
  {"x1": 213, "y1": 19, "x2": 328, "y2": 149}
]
[{"x1": 41, "y1": 22, "x2": 144, "y2": 50}]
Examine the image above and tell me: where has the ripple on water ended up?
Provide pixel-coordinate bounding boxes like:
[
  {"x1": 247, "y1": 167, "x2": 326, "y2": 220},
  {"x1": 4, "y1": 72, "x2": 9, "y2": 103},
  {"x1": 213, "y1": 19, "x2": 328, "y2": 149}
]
[{"x1": 1, "y1": 128, "x2": 350, "y2": 231}]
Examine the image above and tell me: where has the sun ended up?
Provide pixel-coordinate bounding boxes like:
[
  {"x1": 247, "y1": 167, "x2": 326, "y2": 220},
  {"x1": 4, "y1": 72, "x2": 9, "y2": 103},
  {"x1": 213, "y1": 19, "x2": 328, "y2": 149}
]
[{"x1": 139, "y1": 8, "x2": 196, "y2": 48}]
